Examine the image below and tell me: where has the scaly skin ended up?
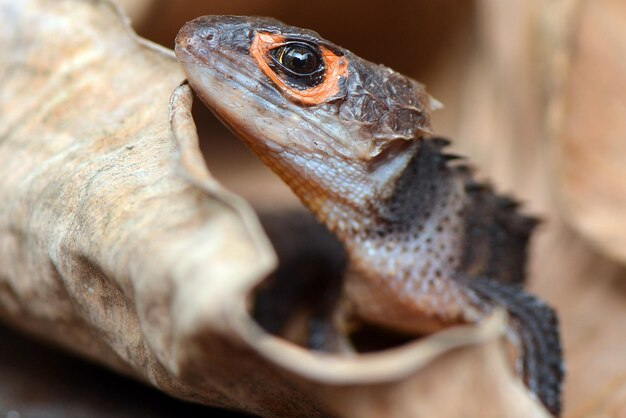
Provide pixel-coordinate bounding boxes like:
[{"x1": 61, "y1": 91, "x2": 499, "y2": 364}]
[{"x1": 175, "y1": 16, "x2": 564, "y2": 415}]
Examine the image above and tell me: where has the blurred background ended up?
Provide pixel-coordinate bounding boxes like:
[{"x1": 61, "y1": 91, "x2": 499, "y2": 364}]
[{"x1": 2, "y1": 0, "x2": 626, "y2": 417}]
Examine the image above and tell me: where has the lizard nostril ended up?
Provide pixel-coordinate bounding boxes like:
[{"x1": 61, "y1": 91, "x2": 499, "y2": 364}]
[{"x1": 199, "y1": 28, "x2": 217, "y2": 43}]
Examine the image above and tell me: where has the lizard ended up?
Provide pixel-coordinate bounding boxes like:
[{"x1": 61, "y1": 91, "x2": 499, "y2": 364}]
[{"x1": 174, "y1": 15, "x2": 564, "y2": 415}]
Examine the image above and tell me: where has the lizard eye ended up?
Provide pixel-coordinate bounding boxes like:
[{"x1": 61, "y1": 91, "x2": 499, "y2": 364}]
[
  {"x1": 269, "y1": 42, "x2": 325, "y2": 89},
  {"x1": 250, "y1": 32, "x2": 348, "y2": 105},
  {"x1": 272, "y1": 43, "x2": 321, "y2": 75}
]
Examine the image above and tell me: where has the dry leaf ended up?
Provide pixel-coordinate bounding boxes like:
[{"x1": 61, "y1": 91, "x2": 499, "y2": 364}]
[
  {"x1": 114, "y1": 0, "x2": 157, "y2": 26},
  {"x1": 0, "y1": 0, "x2": 551, "y2": 417},
  {"x1": 431, "y1": 1, "x2": 626, "y2": 416},
  {"x1": 548, "y1": 0, "x2": 626, "y2": 265}
]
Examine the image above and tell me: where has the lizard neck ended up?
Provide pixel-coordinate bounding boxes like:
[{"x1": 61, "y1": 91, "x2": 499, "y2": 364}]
[
  {"x1": 343, "y1": 139, "x2": 467, "y2": 294},
  {"x1": 333, "y1": 139, "x2": 471, "y2": 333},
  {"x1": 253, "y1": 140, "x2": 420, "y2": 238},
  {"x1": 269, "y1": 137, "x2": 471, "y2": 332},
  {"x1": 258, "y1": 139, "x2": 467, "y2": 281}
]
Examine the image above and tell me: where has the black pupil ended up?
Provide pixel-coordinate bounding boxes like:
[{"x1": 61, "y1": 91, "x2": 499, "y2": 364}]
[{"x1": 281, "y1": 44, "x2": 319, "y2": 75}]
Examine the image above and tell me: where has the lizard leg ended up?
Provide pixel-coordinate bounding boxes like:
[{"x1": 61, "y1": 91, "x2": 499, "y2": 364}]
[
  {"x1": 308, "y1": 300, "x2": 355, "y2": 353},
  {"x1": 252, "y1": 210, "x2": 348, "y2": 345},
  {"x1": 465, "y1": 277, "x2": 564, "y2": 416}
]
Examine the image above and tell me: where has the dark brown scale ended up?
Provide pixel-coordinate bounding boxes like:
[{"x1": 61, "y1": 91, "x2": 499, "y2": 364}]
[
  {"x1": 466, "y1": 278, "x2": 564, "y2": 415},
  {"x1": 378, "y1": 138, "x2": 562, "y2": 414}
]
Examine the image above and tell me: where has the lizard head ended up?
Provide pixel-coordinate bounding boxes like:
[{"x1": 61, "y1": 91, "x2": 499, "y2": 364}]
[
  {"x1": 176, "y1": 15, "x2": 436, "y2": 163},
  {"x1": 176, "y1": 16, "x2": 437, "y2": 226}
]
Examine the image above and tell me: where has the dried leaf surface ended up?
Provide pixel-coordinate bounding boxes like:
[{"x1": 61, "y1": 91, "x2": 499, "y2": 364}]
[
  {"x1": 0, "y1": 0, "x2": 550, "y2": 417},
  {"x1": 434, "y1": 1, "x2": 626, "y2": 416},
  {"x1": 113, "y1": 0, "x2": 156, "y2": 25},
  {"x1": 550, "y1": 0, "x2": 626, "y2": 264}
]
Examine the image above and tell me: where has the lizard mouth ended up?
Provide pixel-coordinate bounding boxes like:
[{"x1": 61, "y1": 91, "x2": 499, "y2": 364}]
[
  {"x1": 176, "y1": 39, "x2": 283, "y2": 111},
  {"x1": 175, "y1": 42, "x2": 299, "y2": 153}
]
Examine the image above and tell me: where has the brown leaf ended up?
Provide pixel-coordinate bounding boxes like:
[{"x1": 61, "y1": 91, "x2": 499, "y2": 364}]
[
  {"x1": 427, "y1": 1, "x2": 626, "y2": 416},
  {"x1": 549, "y1": 0, "x2": 626, "y2": 265}
]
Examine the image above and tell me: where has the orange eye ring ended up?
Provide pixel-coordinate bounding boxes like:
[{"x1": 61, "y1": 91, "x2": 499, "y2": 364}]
[{"x1": 250, "y1": 32, "x2": 349, "y2": 106}]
